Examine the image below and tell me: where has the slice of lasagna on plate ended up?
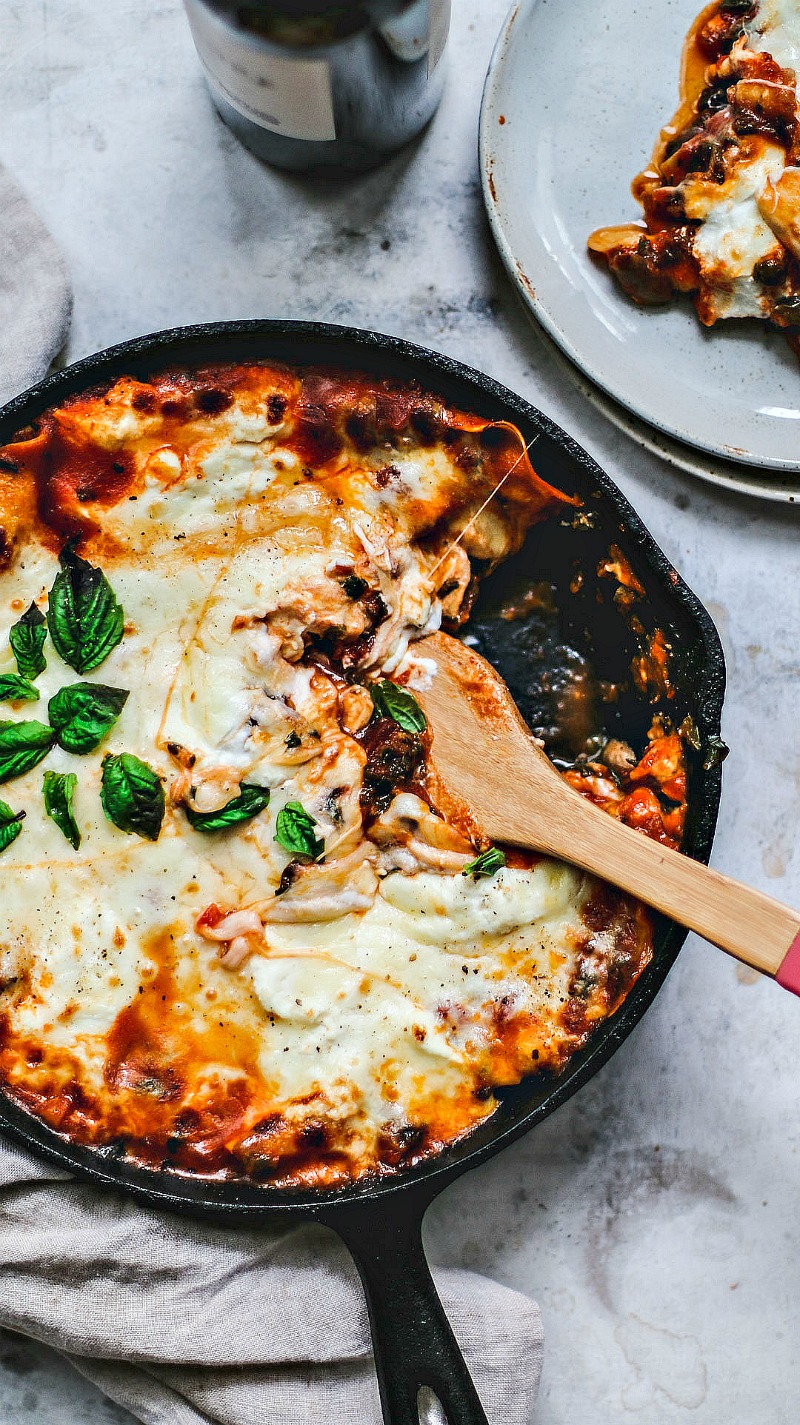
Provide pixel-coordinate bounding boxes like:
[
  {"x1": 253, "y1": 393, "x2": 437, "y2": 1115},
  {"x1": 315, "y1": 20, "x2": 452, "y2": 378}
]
[{"x1": 589, "y1": 0, "x2": 800, "y2": 337}]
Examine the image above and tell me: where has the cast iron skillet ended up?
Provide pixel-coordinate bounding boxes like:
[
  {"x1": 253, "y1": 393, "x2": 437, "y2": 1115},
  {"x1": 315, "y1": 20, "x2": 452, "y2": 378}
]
[{"x1": 0, "y1": 322, "x2": 725, "y2": 1425}]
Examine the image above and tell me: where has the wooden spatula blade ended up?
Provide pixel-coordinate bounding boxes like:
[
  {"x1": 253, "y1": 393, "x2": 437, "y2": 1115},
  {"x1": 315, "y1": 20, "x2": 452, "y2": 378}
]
[
  {"x1": 417, "y1": 631, "x2": 800, "y2": 991},
  {"x1": 417, "y1": 632, "x2": 557, "y2": 847}
]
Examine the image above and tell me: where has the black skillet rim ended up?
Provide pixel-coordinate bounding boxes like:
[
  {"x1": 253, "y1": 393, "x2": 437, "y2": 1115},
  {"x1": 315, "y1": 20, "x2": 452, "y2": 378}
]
[{"x1": 0, "y1": 320, "x2": 726, "y2": 1219}]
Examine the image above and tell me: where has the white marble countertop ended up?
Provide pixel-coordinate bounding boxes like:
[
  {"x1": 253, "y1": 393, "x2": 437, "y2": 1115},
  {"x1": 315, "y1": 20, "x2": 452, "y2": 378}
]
[{"x1": 1, "y1": 1, "x2": 799, "y2": 1421}]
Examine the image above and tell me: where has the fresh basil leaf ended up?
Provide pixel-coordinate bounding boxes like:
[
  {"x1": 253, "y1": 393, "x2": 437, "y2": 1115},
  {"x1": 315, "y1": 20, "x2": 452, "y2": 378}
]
[
  {"x1": 48, "y1": 682, "x2": 129, "y2": 754},
  {"x1": 0, "y1": 674, "x2": 39, "y2": 704},
  {"x1": 100, "y1": 753, "x2": 165, "y2": 841},
  {"x1": 462, "y1": 847, "x2": 506, "y2": 880},
  {"x1": 184, "y1": 783, "x2": 270, "y2": 834},
  {"x1": 43, "y1": 770, "x2": 81, "y2": 850},
  {"x1": 47, "y1": 538, "x2": 125, "y2": 674},
  {"x1": 369, "y1": 680, "x2": 427, "y2": 733},
  {"x1": 9, "y1": 602, "x2": 47, "y2": 680},
  {"x1": 274, "y1": 800, "x2": 324, "y2": 859},
  {"x1": 0, "y1": 720, "x2": 55, "y2": 784},
  {"x1": 0, "y1": 800, "x2": 25, "y2": 854}
]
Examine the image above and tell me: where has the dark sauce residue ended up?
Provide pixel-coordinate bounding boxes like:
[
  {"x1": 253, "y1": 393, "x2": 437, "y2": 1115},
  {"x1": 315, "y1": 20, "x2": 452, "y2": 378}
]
[{"x1": 466, "y1": 509, "x2": 679, "y2": 768}]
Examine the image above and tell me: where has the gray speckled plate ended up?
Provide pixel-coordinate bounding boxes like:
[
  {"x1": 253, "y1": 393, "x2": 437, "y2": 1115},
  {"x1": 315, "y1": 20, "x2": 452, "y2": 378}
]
[{"x1": 480, "y1": 0, "x2": 800, "y2": 500}]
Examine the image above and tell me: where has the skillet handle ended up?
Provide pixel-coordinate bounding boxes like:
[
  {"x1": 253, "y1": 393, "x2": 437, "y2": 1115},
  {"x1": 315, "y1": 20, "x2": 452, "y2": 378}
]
[{"x1": 333, "y1": 1201, "x2": 490, "y2": 1425}]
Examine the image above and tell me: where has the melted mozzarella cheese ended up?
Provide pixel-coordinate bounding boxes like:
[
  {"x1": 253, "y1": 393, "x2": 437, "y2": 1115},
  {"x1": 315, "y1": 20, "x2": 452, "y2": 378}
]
[
  {"x1": 248, "y1": 860, "x2": 588, "y2": 1134},
  {"x1": 753, "y1": 0, "x2": 800, "y2": 73},
  {"x1": 379, "y1": 863, "x2": 584, "y2": 944},
  {"x1": 684, "y1": 147, "x2": 787, "y2": 317},
  {"x1": 686, "y1": 149, "x2": 786, "y2": 270},
  {"x1": 0, "y1": 367, "x2": 640, "y2": 1186}
]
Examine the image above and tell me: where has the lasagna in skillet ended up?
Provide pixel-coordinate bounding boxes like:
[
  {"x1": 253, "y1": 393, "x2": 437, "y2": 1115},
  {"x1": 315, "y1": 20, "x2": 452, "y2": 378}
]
[
  {"x1": 0, "y1": 364, "x2": 686, "y2": 1187},
  {"x1": 589, "y1": 0, "x2": 800, "y2": 336}
]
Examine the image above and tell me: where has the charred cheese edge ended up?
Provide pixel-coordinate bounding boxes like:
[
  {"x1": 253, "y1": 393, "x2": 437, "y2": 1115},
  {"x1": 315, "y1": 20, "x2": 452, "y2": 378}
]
[
  {"x1": 589, "y1": 0, "x2": 800, "y2": 333},
  {"x1": 0, "y1": 363, "x2": 660, "y2": 1188}
]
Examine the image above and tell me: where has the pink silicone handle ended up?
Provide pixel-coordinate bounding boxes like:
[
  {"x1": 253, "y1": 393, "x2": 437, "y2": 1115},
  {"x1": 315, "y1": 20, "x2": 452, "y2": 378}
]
[{"x1": 776, "y1": 932, "x2": 800, "y2": 997}]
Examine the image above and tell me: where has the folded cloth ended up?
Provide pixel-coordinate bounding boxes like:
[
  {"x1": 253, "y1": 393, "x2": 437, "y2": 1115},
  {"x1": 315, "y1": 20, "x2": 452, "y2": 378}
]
[
  {"x1": 0, "y1": 1140, "x2": 544, "y2": 1424},
  {"x1": 0, "y1": 165, "x2": 72, "y2": 405},
  {"x1": 0, "y1": 167, "x2": 544, "y2": 1425}
]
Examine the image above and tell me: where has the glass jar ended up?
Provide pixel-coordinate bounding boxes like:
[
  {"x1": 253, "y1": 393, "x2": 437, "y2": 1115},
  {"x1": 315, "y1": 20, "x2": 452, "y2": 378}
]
[{"x1": 183, "y1": 0, "x2": 451, "y2": 172}]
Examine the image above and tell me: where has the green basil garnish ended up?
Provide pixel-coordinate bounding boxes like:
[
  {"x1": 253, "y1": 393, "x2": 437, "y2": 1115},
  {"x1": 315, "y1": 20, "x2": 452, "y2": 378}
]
[
  {"x1": 0, "y1": 800, "x2": 25, "y2": 854},
  {"x1": 0, "y1": 720, "x2": 56, "y2": 784},
  {"x1": 184, "y1": 783, "x2": 270, "y2": 834},
  {"x1": 47, "y1": 538, "x2": 125, "y2": 675},
  {"x1": 9, "y1": 602, "x2": 47, "y2": 680},
  {"x1": 0, "y1": 674, "x2": 40, "y2": 704},
  {"x1": 100, "y1": 753, "x2": 165, "y2": 841},
  {"x1": 43, "y1": 770, "x2": 81, "y2": 850},
  {"x1": 48, "y1": 682, "x2": 129, "y2": 755},
  {"x1": 274, "y1": 800, "x2": 324, "y2": 859},
  {"x1": 462, "y1": 847, "x2": 506, "y2": 880},
  {"x1": 369, "y1": 680, "x2": 427, "y2": 733}
]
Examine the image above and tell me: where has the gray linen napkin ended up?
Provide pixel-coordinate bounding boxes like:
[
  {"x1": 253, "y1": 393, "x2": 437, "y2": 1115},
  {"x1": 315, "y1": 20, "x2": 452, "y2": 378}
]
[
  {"x1": 0, "y1": 167, "x2": 544, "y2": 1425},
  {"x1": 0, "y1": 166, "x2": 72, "y2": 405},
  {"x1": 0, "y1": 1140, "x2": 543, "y2": 1424}
]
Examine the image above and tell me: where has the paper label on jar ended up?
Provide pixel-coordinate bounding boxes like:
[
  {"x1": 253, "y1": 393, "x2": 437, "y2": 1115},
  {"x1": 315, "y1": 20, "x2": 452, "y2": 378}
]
[{"x1": 185, "y1": 0, "x2": 337, "y2": 142}]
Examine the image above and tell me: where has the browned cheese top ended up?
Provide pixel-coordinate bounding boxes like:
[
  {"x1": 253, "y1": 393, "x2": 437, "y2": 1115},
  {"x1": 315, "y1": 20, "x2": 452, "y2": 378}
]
[{"x1": 0, "y1": 362, "x2": 680, "y2": 1187}]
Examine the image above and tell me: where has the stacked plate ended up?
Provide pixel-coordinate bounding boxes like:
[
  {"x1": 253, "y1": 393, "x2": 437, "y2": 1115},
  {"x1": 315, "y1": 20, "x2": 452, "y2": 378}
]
[{"x1": 480, "y1": 0, "x2": 800, "y2": 503}]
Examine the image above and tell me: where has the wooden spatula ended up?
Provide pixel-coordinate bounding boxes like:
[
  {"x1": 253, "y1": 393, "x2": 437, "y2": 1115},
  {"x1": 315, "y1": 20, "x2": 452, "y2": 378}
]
[{"x1": 417, "y1": 632, "x2": 800, "y2": 995}]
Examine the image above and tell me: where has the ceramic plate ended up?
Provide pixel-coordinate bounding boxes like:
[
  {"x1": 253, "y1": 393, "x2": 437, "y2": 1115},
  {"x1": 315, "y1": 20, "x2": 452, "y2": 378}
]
[{"x1": 480, "y1": 0, "x2": 800, "y2": 498}]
